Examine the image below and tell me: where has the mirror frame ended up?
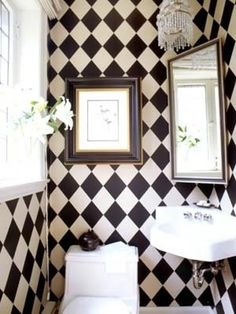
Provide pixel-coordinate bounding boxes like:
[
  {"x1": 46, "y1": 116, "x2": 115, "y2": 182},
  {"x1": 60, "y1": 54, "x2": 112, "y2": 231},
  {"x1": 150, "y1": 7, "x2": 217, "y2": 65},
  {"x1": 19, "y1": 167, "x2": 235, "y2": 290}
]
[{"x1": 168, "y1": 38, "x2": 228, "y2": 184}]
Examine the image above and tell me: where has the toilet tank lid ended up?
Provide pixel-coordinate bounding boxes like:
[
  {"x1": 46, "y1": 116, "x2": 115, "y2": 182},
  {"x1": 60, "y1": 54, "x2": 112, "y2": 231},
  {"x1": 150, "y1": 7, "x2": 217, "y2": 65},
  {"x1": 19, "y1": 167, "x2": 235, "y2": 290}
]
[{"x1": 66, "y1": 242, "x2": 138, "y2": 262}]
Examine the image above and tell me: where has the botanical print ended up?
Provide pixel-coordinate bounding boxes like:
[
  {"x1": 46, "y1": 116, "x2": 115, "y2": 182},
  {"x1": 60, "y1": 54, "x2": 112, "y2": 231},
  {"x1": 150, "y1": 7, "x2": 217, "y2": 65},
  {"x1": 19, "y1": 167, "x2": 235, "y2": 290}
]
[{"x1": 87, "y1": 99, "x2": 119, "y2": 142}]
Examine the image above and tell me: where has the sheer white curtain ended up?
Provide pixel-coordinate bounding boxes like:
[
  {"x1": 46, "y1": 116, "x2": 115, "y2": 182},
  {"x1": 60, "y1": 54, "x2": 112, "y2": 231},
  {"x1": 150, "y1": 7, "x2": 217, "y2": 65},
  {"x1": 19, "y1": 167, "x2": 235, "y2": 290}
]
[{"x1": 37, "y1": 0, "x2": 61, "y2": 19}]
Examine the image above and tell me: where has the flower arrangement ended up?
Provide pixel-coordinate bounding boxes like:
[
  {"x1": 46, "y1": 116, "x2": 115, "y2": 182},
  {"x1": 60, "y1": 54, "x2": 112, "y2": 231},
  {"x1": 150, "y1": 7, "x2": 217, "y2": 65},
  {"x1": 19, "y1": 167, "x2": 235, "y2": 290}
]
[{"x1": 16, "y1": 96, "x2": 74, "y2": 143}]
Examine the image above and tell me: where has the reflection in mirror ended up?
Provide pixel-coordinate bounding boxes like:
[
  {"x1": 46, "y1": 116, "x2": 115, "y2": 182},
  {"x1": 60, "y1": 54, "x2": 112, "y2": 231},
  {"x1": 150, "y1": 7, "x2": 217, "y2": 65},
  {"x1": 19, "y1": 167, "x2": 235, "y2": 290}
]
[{"x1": 168, "y1": 38, "x2": 228, "y2": 184}]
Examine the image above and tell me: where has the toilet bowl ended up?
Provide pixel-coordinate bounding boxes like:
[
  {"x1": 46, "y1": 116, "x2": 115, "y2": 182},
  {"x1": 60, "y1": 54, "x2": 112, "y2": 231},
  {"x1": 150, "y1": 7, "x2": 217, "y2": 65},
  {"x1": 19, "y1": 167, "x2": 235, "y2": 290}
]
[{"x1": 59, "y1": 242, "x2": 139, "y2": 314}]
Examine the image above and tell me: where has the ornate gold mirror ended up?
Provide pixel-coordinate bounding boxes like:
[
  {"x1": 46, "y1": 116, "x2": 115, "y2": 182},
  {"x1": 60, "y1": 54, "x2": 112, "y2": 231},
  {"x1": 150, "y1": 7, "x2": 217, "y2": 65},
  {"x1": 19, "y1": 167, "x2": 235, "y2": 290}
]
[{"x1": 168, "y1": 38, "x2": 228, "y2": 184}]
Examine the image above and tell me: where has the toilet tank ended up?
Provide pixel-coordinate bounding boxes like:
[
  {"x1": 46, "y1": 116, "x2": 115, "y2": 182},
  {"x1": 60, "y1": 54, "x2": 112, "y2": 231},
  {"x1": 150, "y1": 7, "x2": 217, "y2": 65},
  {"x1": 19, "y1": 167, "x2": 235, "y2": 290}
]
[{"x1": 64, "y1": 243, "x2": 138, "y2": 301}]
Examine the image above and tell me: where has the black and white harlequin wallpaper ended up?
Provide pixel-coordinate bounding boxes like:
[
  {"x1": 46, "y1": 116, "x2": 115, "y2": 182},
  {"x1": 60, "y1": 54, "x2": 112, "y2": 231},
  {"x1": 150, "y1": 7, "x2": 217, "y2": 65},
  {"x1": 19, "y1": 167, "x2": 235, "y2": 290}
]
[
  {"x1": 47, "y1": 0, "x2": 236, "y2": 313},
  {"x1": 0, "y1": 192, "x2": 48, "y2": 313}
]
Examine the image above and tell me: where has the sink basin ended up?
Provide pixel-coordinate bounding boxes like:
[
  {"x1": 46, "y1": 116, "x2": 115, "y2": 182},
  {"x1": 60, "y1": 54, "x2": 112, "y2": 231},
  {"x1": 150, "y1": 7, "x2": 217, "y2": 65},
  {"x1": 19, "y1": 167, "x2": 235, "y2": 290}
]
[{"x1": 150, "y1": 206, "x2": 236, "y2": 262}]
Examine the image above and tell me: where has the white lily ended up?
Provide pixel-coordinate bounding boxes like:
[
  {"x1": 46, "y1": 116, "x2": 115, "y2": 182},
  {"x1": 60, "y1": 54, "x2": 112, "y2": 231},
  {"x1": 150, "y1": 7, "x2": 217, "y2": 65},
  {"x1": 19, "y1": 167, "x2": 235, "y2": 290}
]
[
  {"x1": 13, "y1": 95, "x2": 74, "y2": 143},
  {"x1": 20, "y1": 113, "x2": 54, "y2": 143},
  {"x1": 52, "y1": 96, "x2": 74, "y2": 130},
  {"x1": 31, "y1": 97, "x2": 48, "y2": 113}
]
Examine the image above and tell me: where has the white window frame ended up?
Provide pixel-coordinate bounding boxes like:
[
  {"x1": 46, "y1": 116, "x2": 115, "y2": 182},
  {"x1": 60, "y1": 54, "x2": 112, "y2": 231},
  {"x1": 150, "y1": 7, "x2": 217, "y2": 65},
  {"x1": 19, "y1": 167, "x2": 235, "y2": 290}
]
[{"x1": 0, "y1": 0, "x2": 48, "y2": 202}]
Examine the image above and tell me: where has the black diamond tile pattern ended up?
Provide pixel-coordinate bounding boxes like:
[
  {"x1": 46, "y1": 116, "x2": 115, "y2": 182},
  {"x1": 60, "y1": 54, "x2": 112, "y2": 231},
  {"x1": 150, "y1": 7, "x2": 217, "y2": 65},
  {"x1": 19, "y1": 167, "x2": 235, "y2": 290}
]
[
  {"x1": 60, "y1": 35, "x2": 79, "y2": 59},
  {"x1": 82, "y1": 9, "x2": 101, "y2": 32},
  {"x1": 153, "y1": 259, "x2": 173, "y2": 284},
  {"x1": 105, "y1": 202, "x2": 126, "y2": 228},
  {"x1": 0, "y1": 192, "x2": 47, "y2": 313},
  {"x1": 47, "y1": 0, "x2": 236, "y2": 313}
]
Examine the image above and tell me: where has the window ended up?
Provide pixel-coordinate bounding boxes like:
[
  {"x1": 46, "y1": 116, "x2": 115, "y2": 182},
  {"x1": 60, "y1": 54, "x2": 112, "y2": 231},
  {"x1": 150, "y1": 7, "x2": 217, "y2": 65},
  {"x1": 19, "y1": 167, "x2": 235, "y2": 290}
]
[
  {"x1": 0, "y1": 0, "x2": 11, "y2": 179},
  {"x1": 0, "y1": 0, "x2": 10, "y2": 85},
  {"x1": 0, "y1": 0, "x2": 47, "y2": 200}
]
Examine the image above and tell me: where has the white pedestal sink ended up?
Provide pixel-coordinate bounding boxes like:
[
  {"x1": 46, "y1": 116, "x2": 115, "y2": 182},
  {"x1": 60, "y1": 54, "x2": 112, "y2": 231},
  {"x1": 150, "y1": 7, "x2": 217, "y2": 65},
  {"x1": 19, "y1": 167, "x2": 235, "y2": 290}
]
[{"x1": 150, "y1": 206, "x2": 236, "y2": 262}]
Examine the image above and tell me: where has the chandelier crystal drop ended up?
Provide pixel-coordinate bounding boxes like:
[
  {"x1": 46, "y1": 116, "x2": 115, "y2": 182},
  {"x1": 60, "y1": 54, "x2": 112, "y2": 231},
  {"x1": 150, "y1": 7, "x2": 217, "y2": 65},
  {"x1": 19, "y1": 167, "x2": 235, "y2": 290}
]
[{"x1": 157, "y1": 0, "x2": 193, "y2": 51}]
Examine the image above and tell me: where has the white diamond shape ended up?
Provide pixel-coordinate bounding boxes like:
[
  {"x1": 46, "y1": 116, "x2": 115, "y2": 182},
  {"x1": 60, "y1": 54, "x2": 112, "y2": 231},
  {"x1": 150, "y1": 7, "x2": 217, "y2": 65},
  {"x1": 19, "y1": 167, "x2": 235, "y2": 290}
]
[
  {"x1": 49, "y1": 74, "x2": 66, "y2": 100},
  {"x1": 116, "y1": 216, "x2": 139, "y2": 242},
  {"x1": 115, "y1": 21, "x2": 136, "y2": 45},
  {"x1": 140, "y1": 272, "x2": 161, "y2": 298},
  {"x1": 0, "y1": 248, "x2": 15, "y2": 290},
  {"x1": 140, "y1": 245, "x2": 162, "y2": 271},
  {"x1": 71, "y1": 0, "x2": 90, "y2": 19},
  {"x1": 163, "y1": 187, "x2": 185, "y2": 206},
  {"x1": 50, "y1": 22, "x2": 69, "y2": 46},
  {"x1": 70, "y1": 187, "x2": 91, "y2": 213},
  {"x1": 14, "y1": 276, "x2": 28, "y2": 313},
  {"x1": 49, "y1": 130, "x2": 65, "y2": 157},
  {"x1": 71, "y1": 215, "x2": 90, "y2": 234},
  {"x1": 13, "y1": 236, "x2": 28, "y2": 272},
  {"x1": 93, "y1": 0, "x2": 113, "y2": 19},
  {"x1": 137, "y1": 22, "x2": 157, "y2": 46},
  {"x1": 0, "y1": 203, "x2": 14, "y2": 243},
  {"x1": 50, "y1": 48, "x2": 68, "y2": 73},
  {"x1": 49, "y1": 159, "x2": 68, "y2": 186},
  {"x1": 28, "y1": 194, "x2": 40, "y2": 223},
  {"x1": 69, "y1": 165, "x2": 91, "y2": 185},
  {"x1": 50, "y1": 244, "x2": 66, "y2": 271},
  {"x1": 116, "y1": 187, "x2": 138, "y2": 214},
  {"x1": 139, "y1": 157, "x2": 160, "y2": 185},
  {"x1": 115, "y1": 47, "x2": 136, "y2": 72},
  {"x1": 138, "y1": 47, "x2": 158, "y2": 72},
  {"x1": 143, "y1": 102, "x2": 159, "y2": 128},
  {"x1": 92, "y1": 47, "x2": 113, "y2": 72},
  {"x1": 163, "y1": 253, "x2": 184, "y2": 271},
  {"x1": 143, "y1": 130, "x2": 161, "y2": 156},
  {"x1": 137, "y1": 0, "x2": 157, "y2": 19},
  {"x1": 13, "y1": 198, "x2": 28, "y2": 232},
  {"x1": 93, "y1": 187, "x2": 114, "y2": 214},
  {"x1": 70, "y1": 22, "x2": 90, "y2": 45},
  {"x1": 93, "y1": 21, "x2": 113, "y2": 45},
  {"x1": 116, "y1": 164, "x2": 138, "y2": 185},
  {"x1": 92, "y1": 165, "x2": 114, "y2": 185},
  {"x1": 142, "y1": 74, "x2": 159, "y2": 99},
  {"x1": 30, "y1": 263, "x2": 41, "y2": 293},
  {"x1": 164, "y1": 272, "x2": 185, "y2": 299},
  {"x1": 185, "y1": 186, "x2": 210, "y2": 205},
  {"x1": 49, "y1": 216, "x2": 69, "y2": 242},
  {"x1": 51, "y1": 271, "x2": 65, "y2": 299},
  {"x1": 93, "y1": 216, "x2": 114, "y2": 243},
  {"x1": 70, "y1": 48, "x2": 91, "y2": 71},
  {"x1": 140, "y1": 187, "x2": 161, "y2": 214},
  {"x1": 49, "y1": 187, "x2": 68, "y2": 213},
  {"x1": 115, "y1": 0, "x2": 135, "y2": 19}
]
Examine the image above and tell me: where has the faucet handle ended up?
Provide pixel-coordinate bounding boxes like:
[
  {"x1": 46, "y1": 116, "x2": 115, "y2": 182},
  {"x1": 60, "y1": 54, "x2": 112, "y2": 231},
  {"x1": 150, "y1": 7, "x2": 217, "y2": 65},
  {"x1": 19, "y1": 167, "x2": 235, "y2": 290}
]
[
  {"x1": 194, "y1": 211, "x2": 203, "y2": 220},
  {"x1": 203, "y1": 213, "x2": 213, "y2": 222},
  {"x1": 183, "y1": 211, "x2": 193, "y2": 219}
]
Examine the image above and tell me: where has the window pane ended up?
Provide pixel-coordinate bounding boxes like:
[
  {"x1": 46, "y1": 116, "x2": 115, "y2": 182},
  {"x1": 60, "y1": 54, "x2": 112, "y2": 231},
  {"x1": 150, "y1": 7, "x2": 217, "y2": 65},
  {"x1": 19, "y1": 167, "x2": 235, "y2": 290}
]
[
  {"x1": 0, "y1": 58, "x2": 8, "y2": 84},
  {"x1": 2, "y1": 3, "x2": 9, "y2": 35},
  {"x1": 0, "y1": 137, "x2": 7, "y2": 162},
  {"x1": 1, "y1": 32, "x2": 9, "y2": 60}
]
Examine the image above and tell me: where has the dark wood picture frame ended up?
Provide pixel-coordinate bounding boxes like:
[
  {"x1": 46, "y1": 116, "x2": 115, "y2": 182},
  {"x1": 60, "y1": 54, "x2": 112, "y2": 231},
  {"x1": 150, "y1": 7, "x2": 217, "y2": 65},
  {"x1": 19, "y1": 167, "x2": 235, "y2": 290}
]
[{"x1": 65, "y1": 77, "x2": 142, "y2": 164}]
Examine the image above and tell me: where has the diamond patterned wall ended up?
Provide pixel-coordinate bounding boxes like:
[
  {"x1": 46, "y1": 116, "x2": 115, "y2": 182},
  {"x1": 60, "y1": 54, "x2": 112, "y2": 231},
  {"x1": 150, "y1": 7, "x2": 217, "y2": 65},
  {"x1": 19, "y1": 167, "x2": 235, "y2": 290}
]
[
  {"x1": 0, "y1": 191, "x2": 48, "y2": 314},
  {"x1": 47, "y1": 0, "x2": 236, "y2": 312}
]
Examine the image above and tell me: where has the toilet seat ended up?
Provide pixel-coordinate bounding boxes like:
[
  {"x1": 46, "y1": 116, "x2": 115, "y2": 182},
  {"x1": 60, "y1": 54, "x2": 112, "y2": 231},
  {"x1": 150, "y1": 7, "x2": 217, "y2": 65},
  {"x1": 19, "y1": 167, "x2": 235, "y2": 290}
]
[{"x1": 63, "y1": 296, "x2": 130, "y2": 314}]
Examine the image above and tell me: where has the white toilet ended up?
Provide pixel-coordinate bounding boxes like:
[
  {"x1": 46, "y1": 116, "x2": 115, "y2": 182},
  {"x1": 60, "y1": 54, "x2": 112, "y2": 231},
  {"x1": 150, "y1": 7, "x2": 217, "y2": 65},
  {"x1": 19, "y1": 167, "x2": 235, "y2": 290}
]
[{"x1": 59, "y1": 242, "x2": 139, "y2": 314}]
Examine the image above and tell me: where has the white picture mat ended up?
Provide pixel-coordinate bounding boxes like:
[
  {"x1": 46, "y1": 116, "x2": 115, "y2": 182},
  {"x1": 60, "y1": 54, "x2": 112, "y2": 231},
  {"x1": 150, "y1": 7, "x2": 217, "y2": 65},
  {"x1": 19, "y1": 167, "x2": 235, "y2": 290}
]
[{"x1": 76, "y1": 88, "x2": 130, "y2": 152}]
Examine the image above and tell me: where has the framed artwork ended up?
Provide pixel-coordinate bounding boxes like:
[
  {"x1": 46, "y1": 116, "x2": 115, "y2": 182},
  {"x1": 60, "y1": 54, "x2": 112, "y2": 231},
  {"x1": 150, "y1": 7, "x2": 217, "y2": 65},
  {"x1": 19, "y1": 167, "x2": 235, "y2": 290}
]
[{"x1": 64, "y1": 77, "x2": 142, "y2": 164}]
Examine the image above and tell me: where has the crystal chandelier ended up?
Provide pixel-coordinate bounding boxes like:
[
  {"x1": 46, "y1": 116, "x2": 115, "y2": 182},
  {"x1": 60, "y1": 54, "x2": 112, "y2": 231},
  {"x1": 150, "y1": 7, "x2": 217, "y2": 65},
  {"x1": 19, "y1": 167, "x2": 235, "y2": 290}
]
[{"x1": 156, "y1": 0, "x2": 193, "y2": 51}]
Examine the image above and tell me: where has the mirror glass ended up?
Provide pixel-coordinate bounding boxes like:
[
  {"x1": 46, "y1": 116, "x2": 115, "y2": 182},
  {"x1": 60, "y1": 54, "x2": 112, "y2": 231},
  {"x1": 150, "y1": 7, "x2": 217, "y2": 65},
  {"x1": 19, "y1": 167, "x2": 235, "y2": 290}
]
[{"x1": 168, "y1": 38, "x2": 228, "y2": 184}]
